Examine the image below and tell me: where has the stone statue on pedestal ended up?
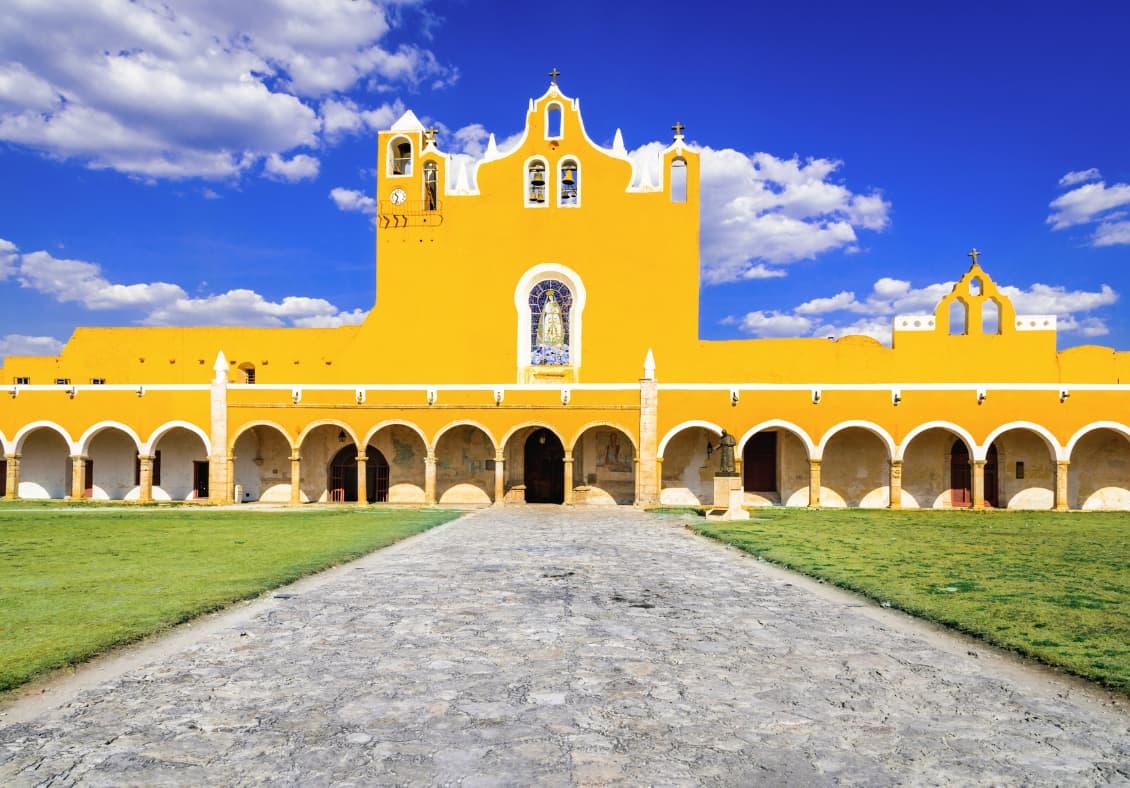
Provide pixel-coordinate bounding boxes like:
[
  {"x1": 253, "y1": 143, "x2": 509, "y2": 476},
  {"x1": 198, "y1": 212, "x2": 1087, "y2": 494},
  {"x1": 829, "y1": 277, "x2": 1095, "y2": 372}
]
[{"x1": 716, "y1": 429, "x2": 738, "y2": 477}]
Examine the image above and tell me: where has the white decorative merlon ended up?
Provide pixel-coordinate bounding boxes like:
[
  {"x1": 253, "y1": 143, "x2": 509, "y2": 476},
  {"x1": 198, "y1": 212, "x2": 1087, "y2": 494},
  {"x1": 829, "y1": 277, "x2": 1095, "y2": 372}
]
[
  {"x1": 213, "y1": 351, "x2": 228, "y2": 383},
  {"x1": 894, "y1": 314, "x2": 936, "y2": 331},
  {"x1": 612, "y1": 128, "x2": 626, "y2": 154},
  {"x1": 390, "y1": 109, "x2": 424, "y2": 132},
  {"x1": 1016, "y1": 314, "x2": 1057, "y2": 331},
  {"x1": 484, "y1": 133, "x2": 499, "y2": 160},
  {"x1": 643, "y1": 349, "x2": 656, "y2": 380}
]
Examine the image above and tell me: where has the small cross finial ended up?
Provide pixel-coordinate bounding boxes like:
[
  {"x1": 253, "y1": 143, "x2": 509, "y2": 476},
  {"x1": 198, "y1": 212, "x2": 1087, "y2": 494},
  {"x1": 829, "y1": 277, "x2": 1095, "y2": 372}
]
[
  {"x1": 672, "y1": 121, "x2": 685, "y2": 139},
  {"x1": 548, "y1": 67, "x2": 560, "y2": 85},
  {"x1": 967, "y1": 247, "x2": 981, "y2": 266}
]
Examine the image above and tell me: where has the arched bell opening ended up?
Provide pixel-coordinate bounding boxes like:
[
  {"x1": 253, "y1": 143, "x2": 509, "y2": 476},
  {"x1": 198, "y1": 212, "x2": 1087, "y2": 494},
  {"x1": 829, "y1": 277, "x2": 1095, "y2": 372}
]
[
  {"x1": 1068, "y1": 428, "x2": 1130, "y2": 510},
  {"x1": 820, "y1": 427, "x2": 891, "y2": 508},
  {"x1": 435, "y1": 424, "x2": 496, "y2": 505},
  {"x1": 570, "y1": 425, "x2": 636, "y2": 505},
  {"x1": 232, "y1": 425, "x2": 293, "y2": 503},
  {"x1": 328, "y1": 445, "x2": 389, "y2": 504}
]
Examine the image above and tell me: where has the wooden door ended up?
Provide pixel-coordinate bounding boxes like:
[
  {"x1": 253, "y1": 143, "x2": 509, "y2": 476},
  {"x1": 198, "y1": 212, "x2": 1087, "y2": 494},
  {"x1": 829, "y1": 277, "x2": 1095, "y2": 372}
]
[
  {"x1": 524, "y1": 428, "x2": 564, "y2": 503},
  {"x1": 742, "y1": 432, "x2": 777, "y2": 492},
  {"x1": 984, "y1": 444, "x2": 1000, "y2": 508},
  {"x1": 84, "y1": 459, "x2": 94, "y2": 498},
  {"x1": 950, "y1": 440, "x2": 971, "y2": 507},
  {"x1": 193, "y1": 460, "x2": 209, "y2": 499}
]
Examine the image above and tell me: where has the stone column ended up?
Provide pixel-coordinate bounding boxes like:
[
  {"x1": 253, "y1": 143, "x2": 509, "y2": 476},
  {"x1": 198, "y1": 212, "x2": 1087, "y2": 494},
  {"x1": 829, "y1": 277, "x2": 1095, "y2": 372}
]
[
  {"x1": 494, "y1": 453, "x2": 505, "y2": 505},
  {"x1": 425, "y1": 453, "x2": 437, "y2": 505},
  {"x1": 638, "y1": 376, "x2": 659, "y2": 506},
  {"x1": 138, "y1": 454, "x2": 154, "y2": 503},
  {"x1": 225, "y1": 454, "x2": 235, "y2": 504},
  {"x1": 1055, "y1": 460, "x2": 1070, "y2": 511},
  {"x1": 633, "y1": 457, "x2": 641, "y2": 506},
  {"x1": 69, "y1": 454, "x2": 86, "y2": 500},
  {"x1": 889, "y1": 460, "x2": 903, "y2": 510},
  {"x1": 808, "y1": 459, "x2": 822, "y2": 508},
  {"x1": 209, "y1": 351, "x2": 231, "y2": 503},
  {"x1": 5, "y1": 454, "x2": 19, "y2": 500},
  {"x1": 289, "y1": 454, "x2": 302, "y2": 505},
  {"x1": 563, "y1": 452, "x2": 574, "y2": 505},
  {"x1": 972, "y1": 459, "x2": 986, "y2": 510},
  {"x1": 356, "y1": 454, "x2": 368, "y2": 504}
]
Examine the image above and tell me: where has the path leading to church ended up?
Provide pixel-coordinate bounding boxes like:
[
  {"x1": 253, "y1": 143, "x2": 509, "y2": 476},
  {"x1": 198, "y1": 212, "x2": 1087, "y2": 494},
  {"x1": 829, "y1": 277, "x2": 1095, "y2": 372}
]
[{"x1": 1, "y1": 508, "x2": 1127, "y2": 785}]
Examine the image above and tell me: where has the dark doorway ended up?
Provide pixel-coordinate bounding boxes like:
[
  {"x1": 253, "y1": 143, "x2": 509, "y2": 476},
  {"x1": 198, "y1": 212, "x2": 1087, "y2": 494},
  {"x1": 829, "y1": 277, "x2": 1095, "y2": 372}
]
[
  {"x1": 0, "y1": 460, "x2": 6, "y2": 497},
  {"x1": 984, "y1": 443, "x2": 1000, "y2": 508},
  {"x1": 742, "y1": 431, "x2": 777, "y2": 492},
  {"x1": 193, "y1": 460, "x2": 209, "y2": 499},
  {"x1": 524, "y1": 428, "x2": 564, "y2": 503},
  {"x1": 950, "y1": 440, "x2": 971, "y2": 507},
  {"x1": 84, "y1": 458, "x2": 94, "y2": 498},
  {"x1": 329, "y1": 445, "x2": 390, "y2": 503}
]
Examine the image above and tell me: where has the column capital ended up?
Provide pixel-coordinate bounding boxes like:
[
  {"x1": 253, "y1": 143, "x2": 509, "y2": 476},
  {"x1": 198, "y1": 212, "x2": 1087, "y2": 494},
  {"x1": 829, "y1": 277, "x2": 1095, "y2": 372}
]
[
  {"x1": 289, "y1": 454, "x2": 301, "y2": 462},
  {"x1": 355, "y1": 455, "x2": 368, "y2": 463},
  {"x1": 138, "y1": 453, "x2": 155, "y2": 462},
  {"x1": 809, "y1": 458, "x2": 822, "y2": 467},
  {"x1": 494, "y1": 452, "x2": 505, "y2": 463},
  {"x1": 1056, "y1": 459, "x2": 1071, "y2": 467},
  {"x1": 7, "y1": 453, "x2": 21, "y2": 461},
  {"x1": 69, "y1": 453, "x2": 87, "y2": 461},
  {"x1": 425, "y1": 453, "x2": 437, "y2": 464}
]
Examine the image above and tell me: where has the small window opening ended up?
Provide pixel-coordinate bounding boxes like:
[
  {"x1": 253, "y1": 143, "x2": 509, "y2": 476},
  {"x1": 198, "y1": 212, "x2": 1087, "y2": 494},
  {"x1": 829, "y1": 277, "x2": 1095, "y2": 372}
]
[
  {"x1": 527, "y1": 161, "x2": 547, "y2": 205},
  {"x1": 14, "y1": 376, "x2": 29, "y2": 385},
  {"x1": 423, "y1": 161, "x2": 438, "y2": 211},
  {"x1": 670, "y1": 157, "x2": 687, "y2": 203},
  {"x1": 90, "y1": 377, "x2": 106, "y2": 385},
  {"x1": 238, "y1": 363, "x2": 255, "y2": 384},
  {"x1": 969, "y1": 277, "x2": 983, "y2": 296},
  {"x1": 55, "y1": 377, "x2": 70, "y2": 385},
  {"x1": 1015, "y1": 460, "x2": 1025, "y2": 479},
  {"x1": 546, "y1": 104, "x2": 563, "y2": 139},
  {"x1": 559, "y1": 159, "x2": 579, "y2": 206},
  {"x1": 390, "y1": 137, "x2": 412, "y2": 176},
  {"x1": 948, "y1": 300, "x2": 967, "y2": 335},
  {"x1": 982, "y1": 299, "x2": 1001, "y2": 335}
]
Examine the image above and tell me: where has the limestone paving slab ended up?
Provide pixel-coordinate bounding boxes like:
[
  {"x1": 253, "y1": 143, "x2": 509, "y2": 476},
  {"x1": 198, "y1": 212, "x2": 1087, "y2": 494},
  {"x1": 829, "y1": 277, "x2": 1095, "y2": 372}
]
[{"x1": 1, "y1": 507, "x2": 1128, "y2": 785}]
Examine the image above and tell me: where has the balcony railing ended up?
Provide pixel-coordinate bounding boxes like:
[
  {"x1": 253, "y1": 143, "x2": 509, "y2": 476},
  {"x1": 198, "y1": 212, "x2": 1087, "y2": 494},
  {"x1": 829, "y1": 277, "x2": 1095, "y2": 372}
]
[{"x1": 377, "y1": 199, "x2": 443, "y2": 228}]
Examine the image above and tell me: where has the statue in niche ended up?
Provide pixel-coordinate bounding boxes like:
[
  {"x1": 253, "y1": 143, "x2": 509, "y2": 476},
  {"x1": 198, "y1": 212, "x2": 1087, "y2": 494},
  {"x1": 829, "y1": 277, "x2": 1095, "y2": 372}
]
[
  {"x1": 716, "y1": 430, "x2": 738, "y2": 477},
  {"x1": 536, "y1": 289, "x2": 565, "y2": 349}
]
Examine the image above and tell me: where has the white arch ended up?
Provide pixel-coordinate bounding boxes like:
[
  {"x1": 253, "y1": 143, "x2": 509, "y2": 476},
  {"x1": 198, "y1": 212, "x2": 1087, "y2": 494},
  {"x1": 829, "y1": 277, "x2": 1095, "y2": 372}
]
[
  {"x1": 230, "y1": 420, "x2": 296, "y2": 452},
  {"x1": 523, "y1": 154, "x2": 550, "y2": 209},
  {"x1": 737, "y1": 420, "x2": 816, "y2": 460},
  {"x1": 144, "y1": 420, "x2": 211, "y2": 456},
  {"x1": 514, "y1": 262, "x2": 587, "y2": 373},
  {"x1": 77, "y1": 421, "x2": 143, "y2": 455},
  {"x1": 296, "y1": 420, "x2": 359, "y2": 450},
  {"x1": 0, "y1": 428, "x2": 10, "y2": 456},
  {"x1": 386, "y1": 134, "x2": 413, "y2": 178},
  {"x1": 657, "y1": 420, "x2": 723, "y2": 459},
  {"x1": 556, "y1": 155, "x2": 581, "y2": 207},
  {"x1": 362, "y1": 419, "x2": 429, "y2": 450},
  {"x1": 14, "y1": 420, "x2": 76, "y2": 454},
  {"x1": 544, "y1": 101, "x2": 564, "y2": 139},
  {"x1": 569, "y1": 420, "x2": 638, "y2": 454},
  {"x1": 499, "y1": 421, "x2": 568, "y2": 453},
  {"x1": 431, "y1": 420, "x2": 498, "y2": 454},
  {"x1": 1064, "y1": 421, "x2": 1130, "y2": 460},
  {"x1": 816, "y1": 420, "x2": 896, "y2": 461},
  {"x1": 978, "y1": 421, "x2": 1064, "y2": 462},
  {"x1": 895, "y1": 420, "x2": 978, "y2": 462}
]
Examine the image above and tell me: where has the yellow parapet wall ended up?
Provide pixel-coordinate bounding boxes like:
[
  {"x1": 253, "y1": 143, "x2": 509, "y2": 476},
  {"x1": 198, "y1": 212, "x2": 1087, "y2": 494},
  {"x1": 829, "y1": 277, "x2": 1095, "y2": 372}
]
[{"x1": 1, "y1": 80, "x2": 1127, "y2": 511}]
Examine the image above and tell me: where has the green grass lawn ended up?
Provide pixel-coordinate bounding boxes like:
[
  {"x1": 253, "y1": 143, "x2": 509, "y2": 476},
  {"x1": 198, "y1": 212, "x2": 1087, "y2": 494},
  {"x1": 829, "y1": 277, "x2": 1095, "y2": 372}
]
[
  {"x1": 0, "y1": 505, "x2": 461, "y2": 692},
  {"x1": 688, "y1": 508, "x2": 1130, "y2": 693}
]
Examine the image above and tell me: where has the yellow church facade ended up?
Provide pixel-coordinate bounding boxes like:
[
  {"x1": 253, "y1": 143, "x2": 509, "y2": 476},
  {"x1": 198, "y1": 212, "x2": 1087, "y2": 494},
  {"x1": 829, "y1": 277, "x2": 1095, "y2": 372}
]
[{"x1": 2, "y1": 80, "x2": 1129, "y2": 512}]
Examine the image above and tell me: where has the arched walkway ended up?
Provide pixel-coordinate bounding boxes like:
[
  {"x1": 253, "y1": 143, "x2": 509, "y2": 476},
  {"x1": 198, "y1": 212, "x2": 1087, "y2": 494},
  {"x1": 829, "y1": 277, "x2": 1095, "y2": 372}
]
[
  {"x1": 16, "y1": 424, "x2": 71, "y2": 499},
  {"x1": 899, "y1": 426, "x2": 976, "y2": 509},
  {"x1": 499, "y1": 424, "x2": 566, "y2": 504},
  {"x1": 738, "y1": 423, "x2": 812, "y2": 507},
  {"x1": 1067, "y1": 425, "x2": 1130, "y2": 510},
  {"x1": 85, "y1": 426, "x2": 141, "y2": 501},
  {"x1": 982, "y1": 426, "x2": 1057, "y2": 510},
  {"x1": 151, "y1": 426, "x2": 209, "y2": 501},
  {"x1": 233, "y1": 424, "x2": 294, "y2": 503},
  {"x1": 299, "y1": 423, "x2": 356, "y2": 503},
  {"x1": 365, "y1": 422, "x2": 428, "y2": 504},
  {"x1": 820, "y1": 426, "x2": 891, "y2": 508},
  {"x1": 658, "y1": 423, "x2": 723, "y2": 507},
  {"x1": 570, "y1": 424, "x2": 636, "y2": 505},
  {"x1": 329, "y1": 445, "x2": 389, "y2": 503},
  {"x1": 435, "y1": 423, "x2": 496, "y2": 505}
]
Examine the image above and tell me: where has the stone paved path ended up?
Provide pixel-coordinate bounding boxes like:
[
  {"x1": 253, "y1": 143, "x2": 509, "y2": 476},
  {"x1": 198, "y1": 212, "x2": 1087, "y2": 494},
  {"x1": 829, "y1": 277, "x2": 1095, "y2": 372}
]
[{"x1": 1, "y1": 508, "x2": 1127, "y2": 785}]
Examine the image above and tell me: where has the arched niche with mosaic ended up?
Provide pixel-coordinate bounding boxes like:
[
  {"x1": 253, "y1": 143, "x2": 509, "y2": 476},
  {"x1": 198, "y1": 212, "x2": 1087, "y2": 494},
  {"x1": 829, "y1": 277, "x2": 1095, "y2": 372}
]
[
  {"x1": 513, "y1": 263, "x2": 586, "y2": 383},
  {"x1": 529, "y1": 279, "x2": 573, "y2": 366}
]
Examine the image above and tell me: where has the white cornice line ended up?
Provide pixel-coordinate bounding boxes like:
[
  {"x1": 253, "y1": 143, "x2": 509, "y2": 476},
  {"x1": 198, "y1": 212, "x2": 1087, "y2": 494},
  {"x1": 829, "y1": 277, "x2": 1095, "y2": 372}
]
[{"x1": 656, "y1": 383, "x2": 1130, "y2": 392}]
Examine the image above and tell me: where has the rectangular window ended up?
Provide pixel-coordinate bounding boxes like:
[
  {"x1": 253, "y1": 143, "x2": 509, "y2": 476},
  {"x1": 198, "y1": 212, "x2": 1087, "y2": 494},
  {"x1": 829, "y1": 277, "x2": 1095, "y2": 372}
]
[
  {"x1": 54, "y1": 378, "x2": 70, "y2": 385},
  {"x1": 14, "y1": 377, "x2": 29, "y2": 385},
  {"x1": 90, "y1": 378, "x2": 106, "y2": 385},
  {"x1": 1015, "y1": 461, "x2": 1025, "y2": 479}
]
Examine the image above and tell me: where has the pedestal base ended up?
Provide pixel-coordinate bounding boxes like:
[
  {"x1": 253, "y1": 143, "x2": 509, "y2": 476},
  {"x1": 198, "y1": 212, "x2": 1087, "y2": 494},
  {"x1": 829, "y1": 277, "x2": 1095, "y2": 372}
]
[{"x1": 706, "y1": 475, "x2": 749, "y2": 521}]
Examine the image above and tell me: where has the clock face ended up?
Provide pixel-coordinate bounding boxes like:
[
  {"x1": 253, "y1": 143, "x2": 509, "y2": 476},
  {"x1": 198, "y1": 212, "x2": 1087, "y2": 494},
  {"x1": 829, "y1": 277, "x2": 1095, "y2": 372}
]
[{"x1": 390, "y1": 188, "x2": 407, "y2": 205}]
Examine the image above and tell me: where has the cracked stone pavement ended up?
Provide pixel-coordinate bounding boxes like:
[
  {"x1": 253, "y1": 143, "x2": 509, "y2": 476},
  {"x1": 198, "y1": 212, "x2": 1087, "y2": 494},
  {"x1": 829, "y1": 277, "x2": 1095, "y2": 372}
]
[{"x1": 1, "y1": 507, "x2": 1127, "y2": 785}]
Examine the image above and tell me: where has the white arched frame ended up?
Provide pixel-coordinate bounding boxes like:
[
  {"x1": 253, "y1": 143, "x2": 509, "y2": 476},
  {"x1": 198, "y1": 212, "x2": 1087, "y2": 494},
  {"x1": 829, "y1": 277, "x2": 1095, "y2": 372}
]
[
  {"x1": 736, "y1": 420, "x2": 816, "y2": 460},
  {"x1": 978, "y1": 421, "x2": 1065, "y2": 462},
  {"x1": 569, "y1": 421, "x2": 639, "y2": 455},
  {"x1": 1065, "y1": 421, "x2": 1130, "y2": 460},
  {"x1": 363, "y1": 419, "x2": 429, "y2": 450},
  {"x1": 816, "y1": 420, "x2": 897, "y2": 462},
  {"x1": 514, "y1": 263, "x2": 587, "y2": 376},
  {"x1": 430, "y1": 420, "x2": 498, "y2": 455},
  {"x1": 145, "y1": 420, "x2": 212, "y2": 456},
  {"x1": 657, "y1": 420, "x2": 724, "y2": 459},
  {"x1": 77, "y1": 421, "x2": 143, "y2": 455},
  {"x1": 14, "y1": 420, "x2": 77, "y2": 454},
  {"x1": 894, "y1": 421, "x2": 978, "y2": 462},
  {"x1": 230, "y1": 420, "x2": 296, "y2": 453}
]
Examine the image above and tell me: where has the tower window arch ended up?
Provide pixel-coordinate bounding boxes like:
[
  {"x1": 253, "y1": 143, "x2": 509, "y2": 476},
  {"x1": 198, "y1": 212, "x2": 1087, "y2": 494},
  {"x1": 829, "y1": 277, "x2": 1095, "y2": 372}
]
[
  {"x1": 670, "y1": 157, "x2": 688, "y2": 203},
  {"x1": 388, "y1": 136, "x2": 413, "y2": 176},
  {"x1": 525, "y1": 157, "x2": 548, "y2": 206},
  {"x1": 949, "y1": 299, "x2": 968, "y2": 335},
  {"x1": 969, "y1": 277, "x2": 983, "y2": 296},
  {"x1": 238, "y1": 363, "x2": 255, "y2": 384},
  {"x1": 423, "y1": 161, "x2": 438, "y2": 210},
  {"x1": 982, "y1": 298, "x2": 1001, "y2": 334},
  {"x1": 559, "y1": 158, "x2": 580, "y2": 206},
  {"x1": 546, "y1": 103, "x2": 563, "y2": 139}
]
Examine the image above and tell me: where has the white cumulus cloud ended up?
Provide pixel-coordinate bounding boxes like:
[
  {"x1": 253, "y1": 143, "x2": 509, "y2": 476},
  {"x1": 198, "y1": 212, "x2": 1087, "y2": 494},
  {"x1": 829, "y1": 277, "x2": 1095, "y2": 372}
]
[
  {"x1": 1058, "y1": 168, "x2": 1102, "y2": 187},
  {"x1": 330, "y1": 187, "x2": 377, "y2": 218},
  {"x1": 264, "y1": 153, "x2": 320, "y2": 182},
  {"x1": 0, "y1": 333, "x2": 65, "y2": 358},
  {"x1": 1048, "y1": 172, "x2": 1130, "y2": 247}
]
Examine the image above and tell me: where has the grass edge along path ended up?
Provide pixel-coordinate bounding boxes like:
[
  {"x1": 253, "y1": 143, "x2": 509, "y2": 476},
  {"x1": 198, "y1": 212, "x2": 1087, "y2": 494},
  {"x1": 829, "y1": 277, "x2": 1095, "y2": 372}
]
[
  {"x1": 0, "y1": 507, "x2": 462, "y2": 694},
  {"x1": 684, "y1": 508, "x2": 1129, "y2": 695}
]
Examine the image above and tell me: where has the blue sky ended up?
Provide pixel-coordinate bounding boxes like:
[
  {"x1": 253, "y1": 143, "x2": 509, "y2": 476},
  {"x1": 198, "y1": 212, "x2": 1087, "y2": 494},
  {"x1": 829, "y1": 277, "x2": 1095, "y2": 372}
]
[{"x1": 1, "y1": 0, "x2": 1127, "y2": 358}]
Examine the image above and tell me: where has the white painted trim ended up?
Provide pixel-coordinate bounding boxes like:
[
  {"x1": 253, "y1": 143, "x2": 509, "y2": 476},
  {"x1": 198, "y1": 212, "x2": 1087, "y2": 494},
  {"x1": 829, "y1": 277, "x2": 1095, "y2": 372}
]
[
  {"x1": 0, "y1": 428, "x2": 9, "y2": 456},
  {"x1": 523, "y1": 154, "x2": 550, "y2": 208},
  {"x1": 431, "y1": 420, "x2": 498, "y2": 454},
  {"x1": 230, "y1": 420, "x2": 296, "y2": 452},
  {"x1": 657, "y1": 420, "x2": 723, "y2": 459},
  {"x1": 362, "y1": 419, "x2": 429, "y2": 450},
  {"x1": 656, "y1": 383, "x2": 1130, "y2": 392},
  {"x1": 499, "y1": 421, "x2": 568, "y2": 452},
  {"x1": 978, "y1": 421, "x2": 1064, "y2": 462},
  {"x1": 556, "y1": 155, "x2": 581, "y2": 208},
  {"x1": 568, "y1": 420, "x2": 639, "y2": 454},
  {"x1": 817, "y1": 420, "x2": 897, "y2": 461},
  {"x1": 385, "y1": 134, "x2": 415, "y2": 179},
  {"x1": 736, "y1": 420, "x2": 816, "y2": 460},
  {"x1": 894, "y1": 421, "x2": 977, "y2": 462},
  {"x1": 296, "y1": 419, "x2": 360, "y2": 451},
  {"x1": 77, "y1": 421, "x2": 144, "y2": 455},
  {"x1": 514, "y1": 263, "x2": 587, "y2": 380},
  {"x1": 144, "y1": 420, "x2": 212, "y2": 456},
  {"x1": 1064, "y1": 421, "x2": 1130, "y2": 459},
  {"x1": 13, "y1": 420, "x2": 75, "y2": 454}
]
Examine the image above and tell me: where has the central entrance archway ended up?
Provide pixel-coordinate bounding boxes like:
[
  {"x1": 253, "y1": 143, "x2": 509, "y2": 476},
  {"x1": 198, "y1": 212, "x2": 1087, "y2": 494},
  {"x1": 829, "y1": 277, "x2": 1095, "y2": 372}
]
[
  {"x1": 524, "y1": 428, "x2": 564, "y2": 503},
  {"x1": 329, "y1": 445, "x2": 389, "y2": 503}
]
